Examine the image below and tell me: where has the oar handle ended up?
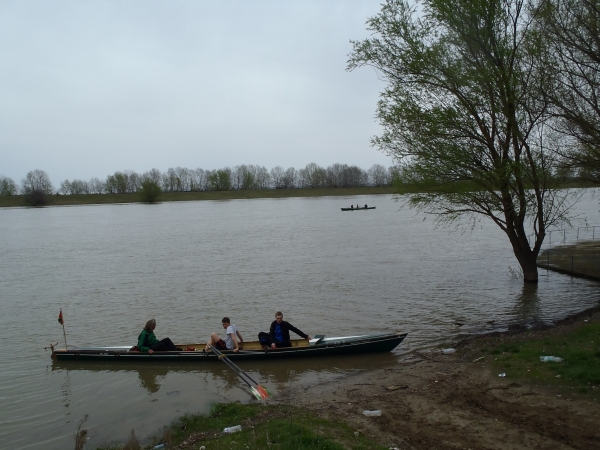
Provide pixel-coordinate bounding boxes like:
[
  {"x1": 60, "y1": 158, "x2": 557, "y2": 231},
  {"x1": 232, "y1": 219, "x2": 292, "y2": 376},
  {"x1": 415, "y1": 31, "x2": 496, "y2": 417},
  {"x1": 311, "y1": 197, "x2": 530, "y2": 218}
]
[
  {"x1": 209, "y1": 344, "x2": 261, "y2": 387},
  {"x1": 210, "y1": 345, "x2": 254, "y2": 388}
]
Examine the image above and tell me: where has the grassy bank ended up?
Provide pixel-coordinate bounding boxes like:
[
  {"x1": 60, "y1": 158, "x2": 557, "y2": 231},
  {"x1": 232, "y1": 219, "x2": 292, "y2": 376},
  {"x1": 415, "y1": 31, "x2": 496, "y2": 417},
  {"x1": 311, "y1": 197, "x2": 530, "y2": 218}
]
[
  {"x1": 537, "y1": 240, "x2": 600, "y2": 281},
  {"x1": 0, "y1": 186, "x2": 396, "y2": 208},
  {"x1": 461, "y1": 308, "x2": 600, "y2": 396},
  {"x1": 96, "y1": 403, "x2": 386, "y2": 450},
  {"x1": 92, "y1": 310, "x2": 600, "y2": 449}
]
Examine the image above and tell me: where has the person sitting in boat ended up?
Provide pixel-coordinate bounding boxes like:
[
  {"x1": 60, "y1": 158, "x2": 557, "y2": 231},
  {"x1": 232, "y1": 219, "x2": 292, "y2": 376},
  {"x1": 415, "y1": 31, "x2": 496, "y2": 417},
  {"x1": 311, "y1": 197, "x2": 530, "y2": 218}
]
[
  {"x1": 364, "y1": 204, "x2": 368, "y2": 208},
  {"x1": 269, "y1": 311, "x2": 311, "y2": 349},
  {"x1": 205, "y1": 317, "x2": 244, "y2": 353},
  {"x1": 138, "y1": 319, "x2": 179, "y2": 354},
  {"x1": 350, "y1": 204, "x2": 353, "y2": 209}
]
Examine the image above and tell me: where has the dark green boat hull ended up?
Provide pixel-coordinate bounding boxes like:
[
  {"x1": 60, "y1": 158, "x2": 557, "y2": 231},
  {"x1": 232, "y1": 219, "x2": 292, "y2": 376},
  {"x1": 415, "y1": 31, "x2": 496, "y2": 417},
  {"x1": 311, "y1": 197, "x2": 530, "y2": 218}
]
[{"x1": 51, "y1": 333, "x2": 407, "y2": 362}]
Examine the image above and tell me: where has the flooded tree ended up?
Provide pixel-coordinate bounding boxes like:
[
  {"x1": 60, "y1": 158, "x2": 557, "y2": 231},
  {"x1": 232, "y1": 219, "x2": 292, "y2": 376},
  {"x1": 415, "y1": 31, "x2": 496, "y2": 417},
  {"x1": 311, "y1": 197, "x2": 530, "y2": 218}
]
[{"x1": 349, "y1": 0, "x2": 578, "y2": 283}]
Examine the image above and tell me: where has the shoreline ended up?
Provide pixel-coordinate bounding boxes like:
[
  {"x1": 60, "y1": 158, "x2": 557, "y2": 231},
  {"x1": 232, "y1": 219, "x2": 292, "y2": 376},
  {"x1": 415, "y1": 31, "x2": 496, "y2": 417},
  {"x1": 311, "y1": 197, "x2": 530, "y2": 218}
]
[
  {"x1": 288, "y1": 303, "x2": 600, "y2": 449},
  {"x1": 0, "y1": 186, "x2": 396, "y2": 208},
  {"x1": 95, "y1": 303, "x2": 600, "y2": 449}
]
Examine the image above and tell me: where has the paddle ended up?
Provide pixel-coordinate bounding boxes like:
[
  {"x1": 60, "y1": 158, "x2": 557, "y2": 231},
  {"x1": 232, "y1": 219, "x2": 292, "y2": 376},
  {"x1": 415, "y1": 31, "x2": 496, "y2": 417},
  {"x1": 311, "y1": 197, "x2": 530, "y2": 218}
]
[{"x1": 209, "y1": 344, "x2": 271, "y2": 400}]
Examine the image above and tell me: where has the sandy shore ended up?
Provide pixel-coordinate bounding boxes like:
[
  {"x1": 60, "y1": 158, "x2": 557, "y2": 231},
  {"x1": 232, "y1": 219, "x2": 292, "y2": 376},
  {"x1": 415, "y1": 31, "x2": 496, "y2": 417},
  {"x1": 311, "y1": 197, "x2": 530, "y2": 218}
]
[{"x1": 288, "y1": 308, "x2": 600, "y2": 450}]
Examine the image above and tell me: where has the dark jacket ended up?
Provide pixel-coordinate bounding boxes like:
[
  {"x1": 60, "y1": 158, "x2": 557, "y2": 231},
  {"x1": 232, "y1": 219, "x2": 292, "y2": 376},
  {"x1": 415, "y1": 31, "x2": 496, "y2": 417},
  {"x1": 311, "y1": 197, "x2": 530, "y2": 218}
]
[
  {"x1": 138, "y1": 329, "x2": 159, "y2": 352},
  {"x1": 269, "y1": 320, "x2": 308, "y2": 344}
]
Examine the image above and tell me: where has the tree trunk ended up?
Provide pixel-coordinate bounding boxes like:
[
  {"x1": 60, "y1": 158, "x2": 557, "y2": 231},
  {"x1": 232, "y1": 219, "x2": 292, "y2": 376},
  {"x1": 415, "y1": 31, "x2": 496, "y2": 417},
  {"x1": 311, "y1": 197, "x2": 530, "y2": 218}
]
[{"x1": 510, "y1": 240, "x2": 539, "y2": 283}]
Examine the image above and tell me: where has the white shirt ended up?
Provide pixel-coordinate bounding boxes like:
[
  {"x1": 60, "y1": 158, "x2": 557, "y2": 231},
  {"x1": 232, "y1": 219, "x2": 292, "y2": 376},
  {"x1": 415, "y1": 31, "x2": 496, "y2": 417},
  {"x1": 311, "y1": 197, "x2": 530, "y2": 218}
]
[{"x1": 224, "y1": 324, "x2": 237, "y2": 350}]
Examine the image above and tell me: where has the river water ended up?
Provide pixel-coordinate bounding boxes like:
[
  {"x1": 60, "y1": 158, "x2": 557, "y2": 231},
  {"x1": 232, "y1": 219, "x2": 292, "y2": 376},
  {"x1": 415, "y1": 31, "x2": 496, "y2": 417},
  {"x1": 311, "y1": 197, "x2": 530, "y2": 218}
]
[{"x1": 1, "y1": 191, "x2": 599, "y2": 449}]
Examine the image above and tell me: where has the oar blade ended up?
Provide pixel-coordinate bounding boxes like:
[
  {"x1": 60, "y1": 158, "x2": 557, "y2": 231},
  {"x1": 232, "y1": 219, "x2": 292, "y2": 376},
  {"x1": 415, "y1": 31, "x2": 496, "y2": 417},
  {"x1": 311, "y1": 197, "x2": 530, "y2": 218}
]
[
  {"x1": 256, "y1": 384, "x2": 271, "y2": 399},
  {"x1": 251, "y1": 386, "x2": 263, "y2": 401}
]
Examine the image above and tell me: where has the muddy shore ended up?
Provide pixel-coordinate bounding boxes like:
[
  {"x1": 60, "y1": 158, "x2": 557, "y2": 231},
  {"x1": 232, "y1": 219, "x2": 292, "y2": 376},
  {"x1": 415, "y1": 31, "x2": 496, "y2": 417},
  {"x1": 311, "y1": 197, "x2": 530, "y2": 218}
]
[{"x1": 289, "y1": 307, "x2": 600, "y2": 450}]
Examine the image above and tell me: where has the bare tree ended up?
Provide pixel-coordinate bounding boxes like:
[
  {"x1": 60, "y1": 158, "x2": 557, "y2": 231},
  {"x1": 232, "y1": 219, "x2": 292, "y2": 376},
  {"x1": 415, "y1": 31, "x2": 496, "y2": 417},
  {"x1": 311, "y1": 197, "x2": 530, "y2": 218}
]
[
  {"x1": 174, "y1": 167, "x2": 191, "y2": 191},
  {"x1": 192, "y1": 168, "x2": 209, "y2": 191},
  {"x1": 89, "y1": 177, "x2": 105, "y2": 194},
  {"x1": 21, "y1": 169, "x2": 54, "y2": 194},
  {"x1": 283, "y1": 167, "x2": 297, "y2": 188},
  {"x1": 326, "y1": 163, "x2": 348, "y2": 187},
  {"x1": 162, "y1": 168, "x2": 179, "y2": 192},
  {"x1": 270, "y1": 166, "x2": 285, "y2": 189},
  {"x1": 0, "y1": 175, "x2": 17, "y2": 195},
  {"x1": 59, "y1": 180, "x2": 71, "y2": 195},
  {"x1": 368, "y1": 164, "x2": 389, "y2": 186},
  {"x1": 254, "y1": 165, "x2": 271, "y2": 189},
  {"x1": 70, "y1": 179, "x2": 90, "y2": 195}
]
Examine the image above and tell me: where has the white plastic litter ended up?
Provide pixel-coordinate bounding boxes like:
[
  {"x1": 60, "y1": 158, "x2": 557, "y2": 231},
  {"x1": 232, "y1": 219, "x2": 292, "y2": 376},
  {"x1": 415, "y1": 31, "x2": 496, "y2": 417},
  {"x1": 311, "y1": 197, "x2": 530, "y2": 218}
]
[
  {"x1": 498, "y1": 373, "x2": 506, "y2": 377},
  {"x1": 363, "y1": 410, "x2": 382, "y2": 416},
  {"x1": 540, "y1": 356, "x2": 563, "y2": 362},
  {"x1": 223, "y1": 425, "x2": 242, "y2": 433},
  {"x1": 152, "y1": 445, "x2": 165, "y2": 450},
  {"x1": 441, "y1": 348, "x2": 456, "y2": 354}
]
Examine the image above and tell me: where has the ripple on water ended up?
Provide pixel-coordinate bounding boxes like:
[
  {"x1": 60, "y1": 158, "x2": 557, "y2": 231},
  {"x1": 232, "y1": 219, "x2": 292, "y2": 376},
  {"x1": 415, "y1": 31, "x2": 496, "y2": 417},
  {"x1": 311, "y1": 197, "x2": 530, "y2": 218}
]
[{"x1": 1, "y1": 192, "x2": 599, "y2": 449}]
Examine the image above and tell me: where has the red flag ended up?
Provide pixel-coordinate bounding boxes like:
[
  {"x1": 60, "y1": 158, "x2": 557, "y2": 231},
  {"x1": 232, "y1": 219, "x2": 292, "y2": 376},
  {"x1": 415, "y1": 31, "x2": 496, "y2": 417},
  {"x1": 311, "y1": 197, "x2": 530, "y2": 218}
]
[{"x1": 58, "y1": 309, "x2": 64, "y2": 325}]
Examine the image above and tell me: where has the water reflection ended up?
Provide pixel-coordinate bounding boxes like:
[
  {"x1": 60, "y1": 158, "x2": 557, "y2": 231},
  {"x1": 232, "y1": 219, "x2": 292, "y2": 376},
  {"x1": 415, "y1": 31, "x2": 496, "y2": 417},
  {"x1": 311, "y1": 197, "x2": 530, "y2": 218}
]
[
  {"x1": 51, "y1": 351, "x2": 401, "y2": 395},
  {"x1": 511, "y1": 283, "x2": 542, "y2": 325}
]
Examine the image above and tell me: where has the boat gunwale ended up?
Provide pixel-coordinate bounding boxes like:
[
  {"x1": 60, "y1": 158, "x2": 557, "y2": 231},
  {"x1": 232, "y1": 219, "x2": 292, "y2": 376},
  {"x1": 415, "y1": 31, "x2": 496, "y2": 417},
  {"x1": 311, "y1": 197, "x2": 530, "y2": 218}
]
[{"x1": 51, "y1": 332, "x2": 407, "y2": 360}]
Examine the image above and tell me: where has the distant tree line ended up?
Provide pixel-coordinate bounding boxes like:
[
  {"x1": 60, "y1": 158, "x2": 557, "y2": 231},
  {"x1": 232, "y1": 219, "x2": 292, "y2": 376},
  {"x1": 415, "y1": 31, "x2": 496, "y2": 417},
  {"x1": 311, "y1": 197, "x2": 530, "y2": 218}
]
[{"x1": 0, "y1": 163, "x2": 405, "y2": 196}]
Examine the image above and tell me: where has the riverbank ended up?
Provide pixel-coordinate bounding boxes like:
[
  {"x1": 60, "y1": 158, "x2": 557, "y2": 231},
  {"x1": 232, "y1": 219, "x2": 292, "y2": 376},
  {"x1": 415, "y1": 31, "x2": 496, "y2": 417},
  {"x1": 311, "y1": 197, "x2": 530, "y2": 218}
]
[
  {"x1": 537, "y1": 240, "x2": 600, "y2": 281},
  {"x1": 0, "y1": 186, "x2": 396, "y2": 208},
  {"x1": 97, "y1": 306, "x2": 600, "y2": 450}
]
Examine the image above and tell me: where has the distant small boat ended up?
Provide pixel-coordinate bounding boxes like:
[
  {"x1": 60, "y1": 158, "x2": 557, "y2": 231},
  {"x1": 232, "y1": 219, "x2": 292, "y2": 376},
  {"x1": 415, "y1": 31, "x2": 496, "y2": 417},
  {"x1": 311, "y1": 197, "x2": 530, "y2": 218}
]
[
  {"x1": 341, "y1": 206, "x2": 376, "y2": 211},
  {"x1": 48, "y1": 332, "x2": 407, "y2": 362}
]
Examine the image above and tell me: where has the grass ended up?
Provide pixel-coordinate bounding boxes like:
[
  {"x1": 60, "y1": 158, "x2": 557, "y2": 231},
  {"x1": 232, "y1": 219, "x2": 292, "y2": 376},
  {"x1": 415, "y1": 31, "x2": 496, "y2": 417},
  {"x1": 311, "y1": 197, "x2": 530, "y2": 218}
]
[
  {"x1": 0, "y1": 186, "x2": 396, "y2": 208},
  {"x1": 96, "y1": 403, "x2": 387, "y2": 450},
  {"x1": 470, "y1": 319, "x2": 600, "y2": 395}
]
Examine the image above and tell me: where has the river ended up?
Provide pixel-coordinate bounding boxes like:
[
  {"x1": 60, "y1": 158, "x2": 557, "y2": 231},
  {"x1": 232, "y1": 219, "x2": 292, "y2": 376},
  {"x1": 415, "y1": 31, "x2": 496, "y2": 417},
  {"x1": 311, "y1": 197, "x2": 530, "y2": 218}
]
[{"x1": 1, "y1": 191, "x2": 599, "y2": 449}]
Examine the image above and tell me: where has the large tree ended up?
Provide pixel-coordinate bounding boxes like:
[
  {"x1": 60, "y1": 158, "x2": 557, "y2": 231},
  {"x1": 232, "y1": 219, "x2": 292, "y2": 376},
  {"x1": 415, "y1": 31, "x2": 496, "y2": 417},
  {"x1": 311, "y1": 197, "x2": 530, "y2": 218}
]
[
  {"x1": 348, "y1": 0, "x2": 576, "y2": 283},
  {"x1": 21, "y1": 169, "x2": 54, "y2": 195},
  {"x1": 537, "y1": 0, "x2": 600, "y2": 183}
]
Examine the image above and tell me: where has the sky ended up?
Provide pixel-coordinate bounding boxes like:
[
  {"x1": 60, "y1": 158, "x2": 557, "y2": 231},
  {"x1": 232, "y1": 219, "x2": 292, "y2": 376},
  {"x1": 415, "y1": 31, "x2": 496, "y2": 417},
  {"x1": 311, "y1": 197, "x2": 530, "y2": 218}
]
[{"x1": 0, "y1": 1, "x2": 392, "y2": 185}]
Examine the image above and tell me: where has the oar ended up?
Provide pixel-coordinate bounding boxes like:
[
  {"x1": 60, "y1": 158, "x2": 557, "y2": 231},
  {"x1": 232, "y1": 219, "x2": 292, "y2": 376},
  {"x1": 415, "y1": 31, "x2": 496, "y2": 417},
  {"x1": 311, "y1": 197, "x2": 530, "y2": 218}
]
[{"x1": 209, "y1": 344, "x2": 271, "y2": 400}]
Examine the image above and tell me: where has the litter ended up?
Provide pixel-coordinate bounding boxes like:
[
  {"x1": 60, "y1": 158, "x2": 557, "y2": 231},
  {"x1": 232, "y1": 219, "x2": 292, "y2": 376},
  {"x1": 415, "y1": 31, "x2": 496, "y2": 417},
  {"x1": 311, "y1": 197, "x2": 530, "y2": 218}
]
[
  {"x1": 540, "y1": 356, "x2": 563, "y2": 362},
  {"x1": 385, "y1": 385, "x2": 408, "y2": 391},
  {"x1": 498, "y1": 373, "x2": 506, "y2": 377},
  {"x1": 223, "y1": 425, "x2": 242, "y2": 433},
  {"x1": 441, "y1": 348, "x2": 456, "y2": 354},
  {"x1": 363, "y1": 410, "x2": 382, "y2": 416}
]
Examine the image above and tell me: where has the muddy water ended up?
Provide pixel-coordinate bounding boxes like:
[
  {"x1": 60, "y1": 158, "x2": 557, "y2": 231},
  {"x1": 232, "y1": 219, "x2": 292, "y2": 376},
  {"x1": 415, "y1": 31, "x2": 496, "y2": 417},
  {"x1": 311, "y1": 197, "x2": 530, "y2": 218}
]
[{"x1": 1, "y1": 191, "x2": 599, "y2": 449}]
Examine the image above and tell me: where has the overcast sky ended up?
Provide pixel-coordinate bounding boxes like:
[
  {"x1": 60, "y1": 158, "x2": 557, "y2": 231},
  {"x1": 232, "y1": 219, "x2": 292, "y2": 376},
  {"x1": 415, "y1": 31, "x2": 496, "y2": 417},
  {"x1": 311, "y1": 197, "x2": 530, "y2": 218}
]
[{"x1": 0, "y1": 1, "x2": 393, "y2": 185}]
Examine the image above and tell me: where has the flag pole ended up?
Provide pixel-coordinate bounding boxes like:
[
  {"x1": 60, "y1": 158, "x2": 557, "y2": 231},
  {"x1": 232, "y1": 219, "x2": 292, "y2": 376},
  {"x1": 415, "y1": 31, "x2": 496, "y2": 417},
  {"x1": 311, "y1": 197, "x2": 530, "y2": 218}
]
[
  {"x1": 62, "y1": 321, "x2": 68, "y2": 350},
  {"x1": 58, "y1": 309, "x2": 68, "y2": 350}
]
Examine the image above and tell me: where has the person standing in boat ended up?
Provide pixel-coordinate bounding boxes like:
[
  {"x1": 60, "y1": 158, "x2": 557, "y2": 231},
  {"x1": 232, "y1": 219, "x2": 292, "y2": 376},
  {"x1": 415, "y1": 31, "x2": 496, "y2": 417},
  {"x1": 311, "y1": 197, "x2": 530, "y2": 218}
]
[
  {"x1": 205, "y1": 317, "x2": 244, "y2": 353},
  {"x1": 138, "y1": 319, "x2": 179, "y2": 353},
  {"x1": 269, "y1": 311, "x2": 311, "y2": 349}
]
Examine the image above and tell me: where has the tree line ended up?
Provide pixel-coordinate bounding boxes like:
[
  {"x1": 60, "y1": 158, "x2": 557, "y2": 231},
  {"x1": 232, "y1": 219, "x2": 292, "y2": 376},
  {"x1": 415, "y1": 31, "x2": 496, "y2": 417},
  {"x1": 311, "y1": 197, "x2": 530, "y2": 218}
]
[{"x1": 0, "y1": 163, "x2": 402, "y2": 196}]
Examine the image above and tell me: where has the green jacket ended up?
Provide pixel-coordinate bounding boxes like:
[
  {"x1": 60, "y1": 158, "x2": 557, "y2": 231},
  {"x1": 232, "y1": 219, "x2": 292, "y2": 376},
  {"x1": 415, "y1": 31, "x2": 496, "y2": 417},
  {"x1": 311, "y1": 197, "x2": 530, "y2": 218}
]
[{"x1": 138, "y1": 330, "x2": 159, "y2": 352}]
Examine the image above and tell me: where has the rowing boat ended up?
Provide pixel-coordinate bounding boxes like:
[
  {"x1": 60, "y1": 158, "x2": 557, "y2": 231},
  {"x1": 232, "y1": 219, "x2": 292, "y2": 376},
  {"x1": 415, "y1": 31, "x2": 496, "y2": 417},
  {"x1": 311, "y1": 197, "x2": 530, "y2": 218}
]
[
  {"x1": 340, "y1": 207, "x2": 376, "y2": 211},
  {"x1": 49, "y1": 332, "x2": 407, "y2": 362}
]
